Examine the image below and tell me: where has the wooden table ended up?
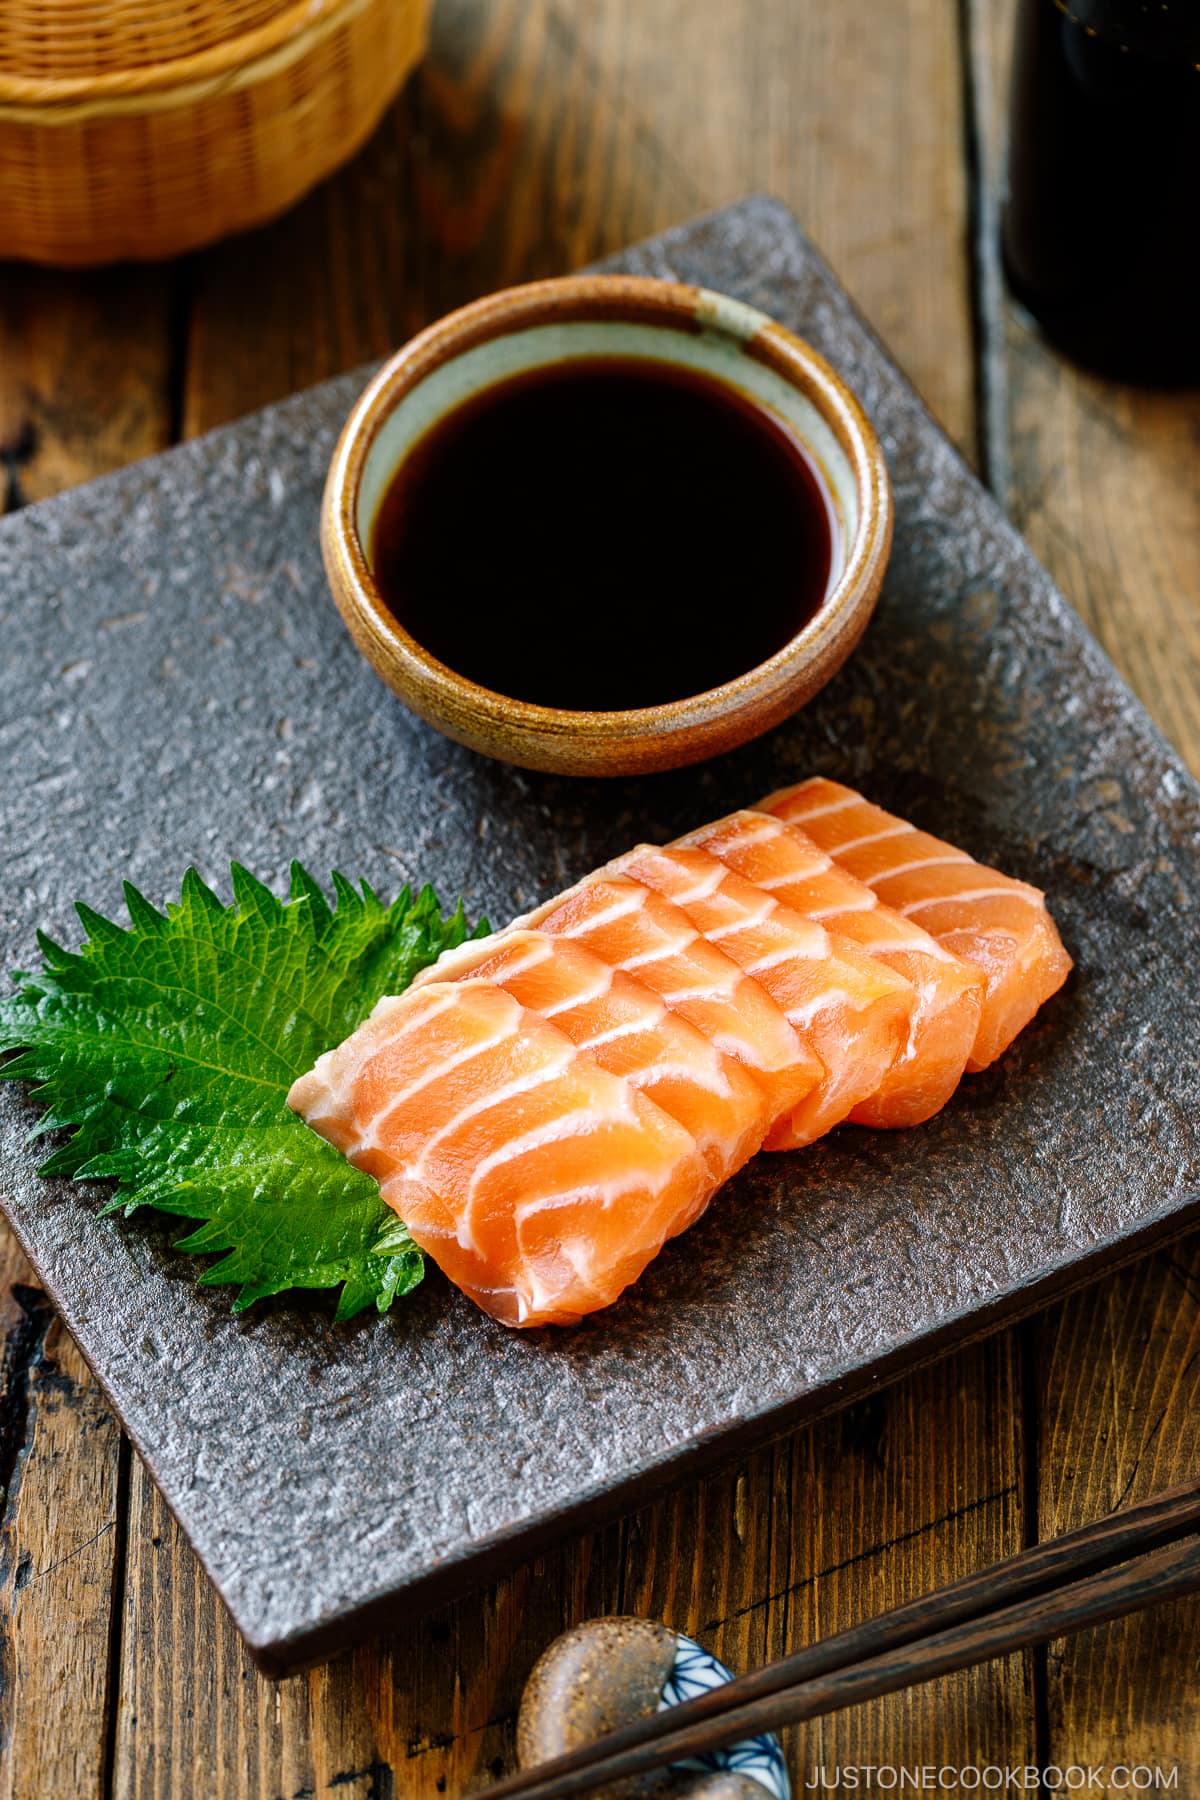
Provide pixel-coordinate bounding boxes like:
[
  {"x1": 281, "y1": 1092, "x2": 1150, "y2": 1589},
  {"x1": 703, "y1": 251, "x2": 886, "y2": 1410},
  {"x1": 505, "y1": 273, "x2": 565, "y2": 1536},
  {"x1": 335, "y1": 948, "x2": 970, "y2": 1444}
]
[{"x1": 1, "y1": 3, "x2": 1197, "y2": 1793}]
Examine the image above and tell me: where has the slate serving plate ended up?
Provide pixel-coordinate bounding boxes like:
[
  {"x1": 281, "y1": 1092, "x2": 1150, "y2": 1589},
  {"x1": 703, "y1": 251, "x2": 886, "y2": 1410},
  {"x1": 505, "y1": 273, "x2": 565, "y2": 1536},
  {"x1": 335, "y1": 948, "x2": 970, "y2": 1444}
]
[{"x1": 2, "y1": 198, "x2": 1198, "y2": 1675}]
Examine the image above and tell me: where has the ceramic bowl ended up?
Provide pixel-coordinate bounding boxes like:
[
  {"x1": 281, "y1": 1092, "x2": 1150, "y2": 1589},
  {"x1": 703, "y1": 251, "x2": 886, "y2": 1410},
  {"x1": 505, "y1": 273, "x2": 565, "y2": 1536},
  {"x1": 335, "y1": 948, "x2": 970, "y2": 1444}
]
[{"x1": 321, "y1": 274, "x2": 892, "y2": 777}]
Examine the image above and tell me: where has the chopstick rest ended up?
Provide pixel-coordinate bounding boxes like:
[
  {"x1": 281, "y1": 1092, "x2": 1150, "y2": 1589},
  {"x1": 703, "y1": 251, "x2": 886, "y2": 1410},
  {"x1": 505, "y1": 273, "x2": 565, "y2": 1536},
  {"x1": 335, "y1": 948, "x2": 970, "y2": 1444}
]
[
  {"x1": 517, "y1": 1617, "x2": 789, "y2": 1798},
  {"x1": 496, "y1": 1479, "x2": 1200, "y2": 1800}
]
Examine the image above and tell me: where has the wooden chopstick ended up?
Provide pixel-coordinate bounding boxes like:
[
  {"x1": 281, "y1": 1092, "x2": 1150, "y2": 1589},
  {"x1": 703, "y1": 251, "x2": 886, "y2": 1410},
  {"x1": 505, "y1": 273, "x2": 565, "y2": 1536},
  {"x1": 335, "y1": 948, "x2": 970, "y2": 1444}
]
[
  {"x1": 488, "y1": 1478, "x2": 1200, "y2": 1800},
  {"x1": 500, "y1": 1533, "x2": 1200, "y2": 1800}
]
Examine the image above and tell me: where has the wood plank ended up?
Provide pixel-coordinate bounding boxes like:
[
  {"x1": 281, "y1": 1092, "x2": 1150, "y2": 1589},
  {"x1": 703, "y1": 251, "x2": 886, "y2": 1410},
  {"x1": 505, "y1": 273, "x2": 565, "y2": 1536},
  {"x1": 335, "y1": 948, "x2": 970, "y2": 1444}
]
[
  {"x1": 968, "y1": 1, "x2": 1200, "y2": 1778},
  {"x1": 0, "y1": 1223, "x2": 123, "y2": 1800},
  {"x1": 182, "y1": 0, "x2": 975, "y2": 458},
  {"x1": 0, "y1": 266, "x2": 175, "y2": 510},
  {"x1": 999, "y1": 318, "x2": 1200, "y2": 778},
  {"x1": 1031, "y1": 1241, "x2": 1200, "y2": 1782},
  {"x1": 968, "y1": 0, "x2": 1200, "y2": 776},
  {"x1": 0, "y1": 257, "x2": 174, "y2": 1795},
  {"x1": 755, "y1": 1335, "x2": 1031, "y2": 1782},
  {"x1": 111, "y1": 1340, "x2": 1027, "y2": 1797}
]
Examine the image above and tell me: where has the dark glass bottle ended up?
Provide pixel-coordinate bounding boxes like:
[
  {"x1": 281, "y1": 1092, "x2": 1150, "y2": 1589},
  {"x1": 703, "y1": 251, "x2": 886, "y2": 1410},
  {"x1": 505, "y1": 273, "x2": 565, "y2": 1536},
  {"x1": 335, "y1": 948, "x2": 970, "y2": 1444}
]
[{"x1": 1002, "y1": 0, "x2": 1200, "y2": 385}]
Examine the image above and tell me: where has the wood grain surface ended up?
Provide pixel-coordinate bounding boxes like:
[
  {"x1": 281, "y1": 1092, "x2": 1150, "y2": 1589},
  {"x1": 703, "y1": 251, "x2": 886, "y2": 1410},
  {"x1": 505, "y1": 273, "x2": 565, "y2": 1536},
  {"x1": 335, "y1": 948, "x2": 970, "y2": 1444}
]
[{"x1": 0, "y1": 1, "x2": 1196, "y2": 1795}]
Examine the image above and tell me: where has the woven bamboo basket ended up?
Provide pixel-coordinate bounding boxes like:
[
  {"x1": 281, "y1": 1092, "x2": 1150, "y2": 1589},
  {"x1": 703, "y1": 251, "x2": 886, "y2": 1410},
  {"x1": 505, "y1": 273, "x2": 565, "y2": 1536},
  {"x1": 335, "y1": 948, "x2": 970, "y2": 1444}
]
[{"x1": 0, "y1": 0, "x2": 431, "y2": 266}]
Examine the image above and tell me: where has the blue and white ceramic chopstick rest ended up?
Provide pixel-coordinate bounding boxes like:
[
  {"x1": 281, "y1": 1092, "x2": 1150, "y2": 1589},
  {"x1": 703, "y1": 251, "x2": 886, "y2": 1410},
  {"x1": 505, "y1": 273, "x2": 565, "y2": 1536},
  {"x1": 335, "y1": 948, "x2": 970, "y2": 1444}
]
[
  {"x1": 516, "y1": 1615, "x2": 790, "y2": 1797},
  {"x1": 659, "y1": 1632, "x2": 789, "y2": 1798}
]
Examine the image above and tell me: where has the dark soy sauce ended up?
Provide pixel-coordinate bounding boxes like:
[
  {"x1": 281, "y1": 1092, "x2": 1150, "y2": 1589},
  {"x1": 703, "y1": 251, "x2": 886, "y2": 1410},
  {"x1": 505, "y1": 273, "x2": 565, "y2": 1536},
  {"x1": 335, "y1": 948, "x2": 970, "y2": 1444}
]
[{"x1": 371, "y1": 356, "x2": 836, "y2": 711}]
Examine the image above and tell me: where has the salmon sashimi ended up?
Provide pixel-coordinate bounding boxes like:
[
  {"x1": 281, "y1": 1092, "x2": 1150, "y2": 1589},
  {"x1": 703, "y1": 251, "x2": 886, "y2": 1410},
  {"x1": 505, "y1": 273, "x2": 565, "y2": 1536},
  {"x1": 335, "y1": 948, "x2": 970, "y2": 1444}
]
[
  {"x1": 609, "y1": 844, "x2": 915, "y2": 1149},
  {"x1": 759, "y1": 779, "x2": 1073, "y2": 1070},
  {"x1": 678, "y1": 810, "x2": 984, "y2": 1127},
  {"x1": 411, "y1": 929, "x2": 768, "y2": 1184},
  {"x1": 504, "y1": 873, "x2": 824, "y2": 1132},
  {"x1": 287, "y1": 980, "x2": 711, "y2": 1327}
]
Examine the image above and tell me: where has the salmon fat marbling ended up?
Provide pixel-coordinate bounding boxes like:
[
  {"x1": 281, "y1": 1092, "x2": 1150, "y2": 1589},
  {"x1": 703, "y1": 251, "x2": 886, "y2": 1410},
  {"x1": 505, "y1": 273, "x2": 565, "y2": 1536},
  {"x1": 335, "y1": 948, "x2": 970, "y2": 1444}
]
[{"x1": 288, "y1": 785, "x2": 1072, "y2": 1328}]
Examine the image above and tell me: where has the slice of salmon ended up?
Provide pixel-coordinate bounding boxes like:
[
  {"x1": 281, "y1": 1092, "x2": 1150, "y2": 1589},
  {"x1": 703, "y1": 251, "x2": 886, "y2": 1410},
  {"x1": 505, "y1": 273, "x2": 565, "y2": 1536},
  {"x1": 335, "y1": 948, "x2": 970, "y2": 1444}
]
[
  {"x1": 760, "y1": 779, "x2": 1073, "y2": 1070},
  {"x1": 424, "y1": 929, "x2": 768, "y2": 1185},
  {"x1": 288, "y1": 980, "x2": 709, "y2": 1327},
  {"x1": 508, "y1": 873, "x2": 823, "y2": 1133},
  {"x1": 678, "y1": 810, "x2": 984, "y2": 1127},
  {"x1": 610, "y1": 844, "x2": 915, "y2": 1149}
]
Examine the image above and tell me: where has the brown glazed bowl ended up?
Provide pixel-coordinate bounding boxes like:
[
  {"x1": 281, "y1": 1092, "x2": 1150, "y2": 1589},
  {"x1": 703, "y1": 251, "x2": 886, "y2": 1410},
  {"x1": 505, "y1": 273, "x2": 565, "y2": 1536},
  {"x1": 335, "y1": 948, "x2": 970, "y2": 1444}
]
[{"x1": 321, "y1": 275, "x2": 892, "y2": 777}]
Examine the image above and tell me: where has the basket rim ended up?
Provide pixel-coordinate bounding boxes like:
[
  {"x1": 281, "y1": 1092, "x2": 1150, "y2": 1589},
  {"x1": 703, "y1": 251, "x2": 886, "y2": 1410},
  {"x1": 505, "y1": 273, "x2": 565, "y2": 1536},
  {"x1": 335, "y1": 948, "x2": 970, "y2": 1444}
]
[{"x1": 0, "y1": 0, "x2": 379, "y2": 108}]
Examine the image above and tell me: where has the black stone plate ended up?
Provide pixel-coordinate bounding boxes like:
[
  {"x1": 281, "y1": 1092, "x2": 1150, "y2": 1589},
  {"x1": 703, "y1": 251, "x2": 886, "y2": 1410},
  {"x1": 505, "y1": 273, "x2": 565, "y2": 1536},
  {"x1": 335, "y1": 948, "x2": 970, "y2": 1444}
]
[{"x1": 2, "y1": 199, "x2": 1198, "y2": 1675}]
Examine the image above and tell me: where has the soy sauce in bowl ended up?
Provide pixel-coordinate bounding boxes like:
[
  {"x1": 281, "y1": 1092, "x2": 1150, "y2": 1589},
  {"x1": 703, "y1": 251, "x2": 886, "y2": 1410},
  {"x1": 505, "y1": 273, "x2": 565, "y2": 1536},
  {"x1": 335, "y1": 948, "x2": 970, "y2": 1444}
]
[{"x1": 370, "y1": 356, "x2": 837, "y2": 712}]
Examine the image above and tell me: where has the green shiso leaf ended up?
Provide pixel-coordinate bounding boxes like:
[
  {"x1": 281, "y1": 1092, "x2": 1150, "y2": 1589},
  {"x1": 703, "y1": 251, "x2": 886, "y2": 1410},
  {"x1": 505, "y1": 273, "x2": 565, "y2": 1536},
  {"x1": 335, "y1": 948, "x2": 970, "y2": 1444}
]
[{"x1": 0, "y1": 864, "x2": 487, "y2": 1318}]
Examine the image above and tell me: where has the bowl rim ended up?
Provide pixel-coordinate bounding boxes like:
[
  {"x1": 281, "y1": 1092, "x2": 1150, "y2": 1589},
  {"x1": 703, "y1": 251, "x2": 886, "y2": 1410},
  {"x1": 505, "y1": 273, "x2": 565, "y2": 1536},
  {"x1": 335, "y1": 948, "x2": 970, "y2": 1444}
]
[{"x1": 321, "y1": 273, "x2": 892, "y2": 754}]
